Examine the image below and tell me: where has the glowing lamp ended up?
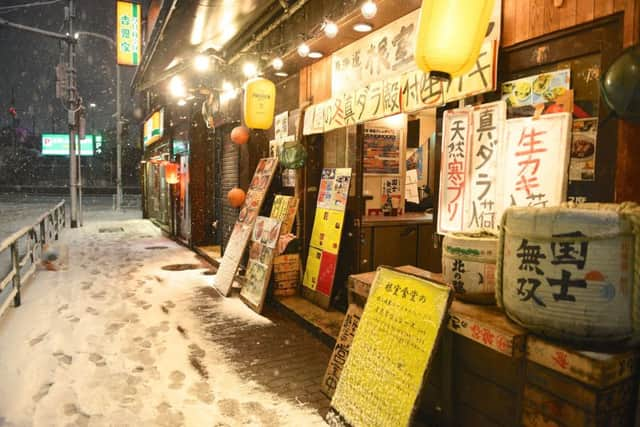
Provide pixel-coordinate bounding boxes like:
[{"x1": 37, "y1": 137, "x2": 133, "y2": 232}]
[
  {"x1": 230, "y1": 126, "x2": 250, "y2": 145},
  {"x1": 164, "y1": 162, "x2": 179, "y2": 184},
  {"x1": 227, "y1": 188, "x2": 246, "y2": 208},
  {"x1": 243, "y1": 77, "x2": 276, "y2": 129},
  {"x1": 414, "y1": 0, "x2": 494, "y2": 81}
]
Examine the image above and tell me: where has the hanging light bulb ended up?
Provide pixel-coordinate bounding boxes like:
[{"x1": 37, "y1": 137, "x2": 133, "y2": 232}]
[
  {"x1": 193, "y1": 54, "x2": 210, "y2": 71},
  {"x1": 168, "y1": 75, "x2": 186, "y2": 98},
  {"x1": 361, "y1": 1, "x2": 377, "y2": 19},
  {"x1": 272, "y1": 57, "x2": 284, "y2": 70},
  {"x1": 323, "y1": 20, "x2": 339, "y2": 38},
  {"x1": 297, "y1": 42, "x2": 310, "y2": 57},
  {"x1": 242, "y1": 62, "x2": 258, "y2": 78}
]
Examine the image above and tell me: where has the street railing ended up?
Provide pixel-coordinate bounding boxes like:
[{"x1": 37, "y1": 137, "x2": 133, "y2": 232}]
[{"x1": 0, "y1": 200, "x2": 65, "y2": 318}]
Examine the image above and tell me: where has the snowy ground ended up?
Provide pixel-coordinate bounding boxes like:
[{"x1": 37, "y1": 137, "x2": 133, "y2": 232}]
[{"x1": 0, "y1": 215, "x2": 326, "y2": 426}]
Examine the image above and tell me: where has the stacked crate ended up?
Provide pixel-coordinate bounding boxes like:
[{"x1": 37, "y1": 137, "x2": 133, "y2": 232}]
[{"x1": 271, "y1": 254, "x2": 300, "y2": 296}]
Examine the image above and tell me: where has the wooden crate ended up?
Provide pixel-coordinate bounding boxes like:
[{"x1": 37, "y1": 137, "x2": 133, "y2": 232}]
[{"x1": 272, "y1": 254, "x2": 299, "y2": 296}]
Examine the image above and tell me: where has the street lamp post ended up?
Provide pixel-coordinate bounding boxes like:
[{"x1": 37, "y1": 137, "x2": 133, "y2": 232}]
[{"x1": 75, "y1": 31, "x2": 122, "y2": 211}]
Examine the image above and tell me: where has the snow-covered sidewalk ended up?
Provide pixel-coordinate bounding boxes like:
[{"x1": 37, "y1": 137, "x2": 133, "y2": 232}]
[{"x1": 0, "y1": 218, "x2": 327, "y2": 426}]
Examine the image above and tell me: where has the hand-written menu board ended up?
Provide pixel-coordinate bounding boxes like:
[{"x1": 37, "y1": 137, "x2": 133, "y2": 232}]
[
  {"x1": 364, "y1": 126, "x2": 401, "y2": 175},
  {"x1": 215, "y1": 158, "x2": 278, "y2": 296},
  {"x1": 303, "y1": 168, "x2": 351, "y2": 297},
  {"x1": 330, "y1": 267, "x2": 452, "y2": 427},
  {"x1": 270, "y1": 195, "x2": 299, "y2": 235},
  {"x1": 322, "y1": 304, "x2": 363, "y2": 398},
  {"x1": 240, "y1": 216, "x2": 282, "y2": 313}
]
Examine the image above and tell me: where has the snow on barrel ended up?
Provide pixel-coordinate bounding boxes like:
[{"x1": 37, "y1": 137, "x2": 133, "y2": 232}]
[
  {"x1": 442, "y1": 232, "x2": 498, "y2": 305},
  {"x1": 497, "y1": 203, "x2": 640, "y2": 345}
]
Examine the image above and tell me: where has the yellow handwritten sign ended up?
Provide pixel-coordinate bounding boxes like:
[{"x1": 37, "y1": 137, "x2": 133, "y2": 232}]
[
  {"x1": 302, "y1": 247, "x2": 322, "y2": 290},
  {"x1": 331, "y1": 267, "x2": 451, "y2": 427},
  {"x1": 309, "y1": 208, "x2": 344, "y2": 255},
  {"x1": 116, "y1": 1, "x2": 141, "y2": 66}
]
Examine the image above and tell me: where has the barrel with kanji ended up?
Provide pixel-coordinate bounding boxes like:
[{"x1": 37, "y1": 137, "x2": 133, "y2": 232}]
[
  {"x1": 442, "y1": 232, "x2": 497, "y2": 305},
  {"x1": 496, "y1": 203, "x2": 640, "y2": 345}
]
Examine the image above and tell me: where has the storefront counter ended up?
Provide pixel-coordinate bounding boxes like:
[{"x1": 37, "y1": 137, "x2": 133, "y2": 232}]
[{"x1": 359, "y1": 213, "x2": 440, "y2": 273}]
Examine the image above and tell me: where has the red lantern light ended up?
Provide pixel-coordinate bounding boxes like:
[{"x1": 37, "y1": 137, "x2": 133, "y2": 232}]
[
  {"x1": 230, "y1": 126, "x2": 250, "y2": 145},
  {"x1": 227, "y1": 187, "x2": 246, "y2": 208},
  {"x1": 165, "y1": 162, "x2": 179, "y2": 184}
]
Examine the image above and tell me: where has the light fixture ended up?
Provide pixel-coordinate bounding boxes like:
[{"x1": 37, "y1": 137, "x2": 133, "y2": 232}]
[
  {"x1": 193, "y1": 54, "x2": 210, "y2": 71},
  {"x1": 361, "y1": 1, "x2": 377, "y2": 19},
  {"x1": 274, "y1": 71, "x2": 289, "y2": 77},
  {"x1": 89, "y1": 103, "x2": 96, "y2": 108},
  {"x1": 169, "y1": 75, "x2": 186, "y2": 98},
  {"x1": 414, "y1": 0, "x2": 494, "y2": 81},
  {"x1": 222, "y1": 81, "x2": 234, "y2": 92},
  {"x1": 297, "y1": 42, "x2": 310, "y2": 58},
  {"x1": 243, "y1": 62, "x2": 258, "y2": 78},
  {"x1": 353, "y1": 22, "x2": 373, "y2": 32},
  {"x1": 177, "y1": 99, "x2": 187, "y2": 106},
  {"x1": 272, "y1": 57, "x2": 284, "y2": 70},
  {"x1": 323, "y1": 20, "x2": 339, "y2": 38},
  {"x1": 74, "y1": 32, "x2": 79, "y2": 39},
  {"x1": 308, "y1": 51, "x2": 323, "y2": 59}
]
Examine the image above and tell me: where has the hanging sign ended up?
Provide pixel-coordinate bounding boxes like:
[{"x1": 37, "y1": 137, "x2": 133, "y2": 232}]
[
  {"x1": 501, "y1": 113, "x2": 571, "y2": 210},
  {"x1": 143, "y1": 108, "x2": 164, "y2": 146},
  {"x1": 116, "y1": 1, "x2": 142, "y2": 66},
  {"x1": 215, "y1": 158, "x2": 278, "y2": 296},
  {"x1": 383, "y1": 76, "x2": 403, "y2": 116},
  {"x1": 401, "y1": 70, "x2": 444, "y2": 112},
  {"x1": 438, "y1": 108, "x2": 473, "y2": 234},
  {"x1": 324, "y1": 96, "x2": 345, "y2": 132},
  {"x1": 330, "y1": 267, "x2": 451, "y2": 427},
  {"x1": 444, "y1": 40, "x2": 498, "y2": 103}
]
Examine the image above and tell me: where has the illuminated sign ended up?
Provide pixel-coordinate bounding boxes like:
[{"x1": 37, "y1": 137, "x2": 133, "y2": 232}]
[
  {"x1": 143, "y1": 109, "x2": 164, "y2": 146},
  {"x1": 41, "y1": 134, "x2": 95, "y2": 156},
  {"x1": 116, "y1": 1, "x2": 141, "y2": 66}
]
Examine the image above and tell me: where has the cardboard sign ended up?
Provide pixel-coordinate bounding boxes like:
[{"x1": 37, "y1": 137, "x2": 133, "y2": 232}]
[
  {"x1": 330, "y1": 267, "x2": 452, "y2": 427},
  {"x1": 322, "y1": 304, "x2": 364, "y2": 398},
  {"x1": 240, "y1": 217, "x2": 282, "y2": 313},
  {"x1": 501, "y1": 113, "x2": 571, "y2": 210},
  {"x1": 215, "y1": 158, "x2": 278, "y2": 296},
  {"x1": 438, "y1": 108, "x2": 473, "y2": 234}
]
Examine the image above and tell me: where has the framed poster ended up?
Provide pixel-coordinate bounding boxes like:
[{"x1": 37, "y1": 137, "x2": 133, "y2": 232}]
[
  {"x1": 240, "y1": 217, "x2": 282, "y2": 313},
  {"x1": 363, "y1": 126, "x2": 401, "y2": 175},
  {"x1": 330, "y1": 267, "x2": 452, "y2": 427},
  {"x1": 215, "y1": 158, "x2": 278, "y2": 297}
]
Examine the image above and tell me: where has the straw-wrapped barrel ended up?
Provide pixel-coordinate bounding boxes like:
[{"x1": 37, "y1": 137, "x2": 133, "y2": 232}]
[{"x1": 497, "y1": 203, "x2": 640, "y2": 345}]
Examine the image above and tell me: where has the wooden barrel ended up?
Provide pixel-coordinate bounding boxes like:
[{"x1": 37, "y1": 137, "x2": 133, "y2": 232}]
[
  {"x1": 497, "y1": 203, "x2": 640, "y2": 345},
  {"x1": 442, "y1": 232, "x2": 498, "y2": 305}
]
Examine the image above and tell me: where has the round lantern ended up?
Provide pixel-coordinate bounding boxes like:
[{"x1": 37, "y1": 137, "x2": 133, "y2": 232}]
[
  {"x1": 164, "y1": 162, "x2": 179, "y2": 184},
  {"x1": 243, "y1": 77, "x2": 276, "y2": 129},
  {"x1": 414, "y1": 0, "x2": 495, "y2": 81},
  {"x1": 230, "y1": 126, "x2": 250, "y2": 145},
  {"x1": 227, "y1": 188, "x2": 246, "y2": 208}
]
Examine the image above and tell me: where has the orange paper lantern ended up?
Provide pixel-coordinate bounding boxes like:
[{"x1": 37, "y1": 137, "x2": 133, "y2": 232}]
[
  {"x1": 227, "y1": 188, "x2": 246, "y2": 208},
  {"x1": 230, "y1": 126, "x2": 250, "y2": 145},
  {"x1": 164, "y1": 162, "x2": 179, "y2": 184}
]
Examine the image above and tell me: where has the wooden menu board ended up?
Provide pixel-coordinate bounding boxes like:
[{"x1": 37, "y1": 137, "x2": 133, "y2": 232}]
[
  {"x1": 240, "y1": 216, "x2": 282, "y2": 313},
  {"x1": 214, "y1": 157, "x2": 278, "y2": 296},
  {"x1": 329, "y1": 267, "x2": 452, "y2": 427}
]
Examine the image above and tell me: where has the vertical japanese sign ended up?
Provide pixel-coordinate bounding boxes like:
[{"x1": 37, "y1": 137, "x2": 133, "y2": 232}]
[
  {"x1": 467, "y1": 101, "x2": 505, "y2": 232},
  {"x1": 330, "y1": 267, "x2": 451, "y2": 427},
  {"x1": 501, "y1": 113, "x2": 571, "y2": 211},
  {"x1": 502, "y1": 209, "x2": 634, "y2": 337},
  {"x1": 116, "y1": 1, "x2": 141, "y2": 66},
  {"x1": 303, "y1": 168, "x2": 352, "y2": 296},
  {"x1": 438, "y1": 109, "x2": 472, "y2": 234}
]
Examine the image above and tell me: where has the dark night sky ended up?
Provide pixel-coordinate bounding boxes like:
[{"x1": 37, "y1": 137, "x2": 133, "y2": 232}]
[{"x1": 0, "y1": 1, "x2": 137, "y2": 135}]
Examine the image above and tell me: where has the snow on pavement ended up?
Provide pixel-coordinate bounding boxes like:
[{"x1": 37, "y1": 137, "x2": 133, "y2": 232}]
[{"x1": 0, "y1": 218, "x2": 326, "y2": 426}]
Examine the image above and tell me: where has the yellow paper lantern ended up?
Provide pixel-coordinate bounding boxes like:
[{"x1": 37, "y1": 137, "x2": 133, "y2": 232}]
[
  {"x1": 414, "y1": 0, "x2": 494, "y2": 80},
  {"x1": 243, "y1": 77, "x2": 276, "y2": 129}
]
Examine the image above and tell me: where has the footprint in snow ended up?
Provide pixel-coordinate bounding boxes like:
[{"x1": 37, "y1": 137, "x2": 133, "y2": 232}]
[
  {"x1": 89, "y1": 353, "x2": 106, "y2": 367},
  {"x1": 29, "y1": 332, "x2": 48, "y2": 347},
  {"x1": 85, "y1": 307, "x2": 99, "y2": 315},
  {"x1": 188, "y1": 381, "x2": 214, "y2": 404},
  {"x1": 32, "y1": 382, "x2": 54, "y2": 402},
  {"x1": 57, "y1": 304, "x2": 69, "y2": 313},
  {"x1": 168, "y1": 370, "x2": 185, "y2": 389},
  {"x1": 53, "y1": 352, "x2": 72, "y2": 365}
]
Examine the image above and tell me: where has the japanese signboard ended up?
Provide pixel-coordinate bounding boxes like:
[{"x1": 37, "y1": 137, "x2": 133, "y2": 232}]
[
  {"x1": 401, "y1": 70, "x2": 444, "y2": 112},
  {"x1": 438, "y1": 109, "x2": 473, "y2": 234},
  {"x1": 274, "y1": 111, "x2": 289, "y2": 140},
  {"x1": 116, "y1": 1, "x2": 141, "y2": 66},
  {"x1": 467, "y1": 101, "x2": 505, "y2": 232},
  {"x1": 330, "y1": 267, "x2": 451, "y2": 427},
  {"x1": 501, "y1": 113, "x2": 571, "y2": 210},
  {"x1": 303, "y1": 168, "x2": 351, "y2": 296},
  {"x1": 270, "y1": 195, "x2": 299, "y2": 235},
  {"x1": 143, "y1": 108, "x2": 164, "y2": 146},
  {"x1": 240, "y1": 217, "x2": 282, "y2": 313},
  {"x1": 41, "y1": 134, "x2": 95, "y2": 156},
  {"x1": 445, "y1": 40, "x2": 498, "y2": 103},
  {"x1": 215, "y1": 158, "x2": 278, "y2": 296},
  {"x1": 322, "y1": 304, "x2": 363, "y2": 398}
]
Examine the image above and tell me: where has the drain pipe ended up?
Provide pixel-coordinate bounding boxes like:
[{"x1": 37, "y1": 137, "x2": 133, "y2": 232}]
[{"x1": 227, "y1": 0, "x2": 313, "y2": 66}]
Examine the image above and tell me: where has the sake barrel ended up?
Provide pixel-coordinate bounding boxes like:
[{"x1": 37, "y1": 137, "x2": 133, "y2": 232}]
[
  {"x1": 497, "y1": 203, "x2": 640, "y2": 345},
  {"x1": 442, "y1": 232, "x2": 498, "y2": 305}
]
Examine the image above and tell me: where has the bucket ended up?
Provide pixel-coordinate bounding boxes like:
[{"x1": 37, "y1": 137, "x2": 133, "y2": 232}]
[
  {"x1": 497, "y1": 203, "x2": 640, "y2": 345},
  {"x1": 442, "y1": 232, "x2": 498, "y2": 305}
]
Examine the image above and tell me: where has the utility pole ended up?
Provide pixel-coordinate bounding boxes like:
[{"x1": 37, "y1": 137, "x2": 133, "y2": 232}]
[{"x1": 66, "y1": 0, "x2": 79, "y2": 228}]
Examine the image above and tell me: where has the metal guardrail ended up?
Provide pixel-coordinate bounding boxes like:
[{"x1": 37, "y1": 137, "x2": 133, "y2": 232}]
[{"x1": 0, "y1": 200, "x2": 65, "y2": 318}]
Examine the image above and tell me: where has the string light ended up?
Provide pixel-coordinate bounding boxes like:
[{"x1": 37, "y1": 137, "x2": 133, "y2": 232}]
[
  {"x1": 323, "y1": 20, "x2": 338, "y2": 38},
  {"x1": 242, "y1": 62, "x2": 258, "y2": 78},
  {"x1": 168, "y1": 75, "x2": 186, "y2": 98},
  {"x1": 272, "y1": 57, "x2": 284, "y2": 70},
  {"x1": 193, "y1": 54, "x2": 210, "y2": 71},
  {"x1": 297, "y1": 42, "x2": 310, "y2": 57},
  {"x1": 361, "y1": 1, "x2": 377, "y2": 19}
]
